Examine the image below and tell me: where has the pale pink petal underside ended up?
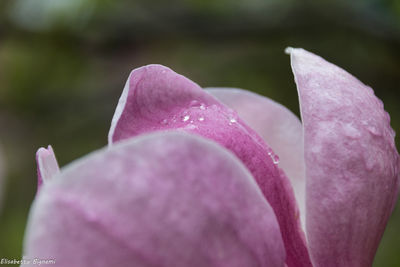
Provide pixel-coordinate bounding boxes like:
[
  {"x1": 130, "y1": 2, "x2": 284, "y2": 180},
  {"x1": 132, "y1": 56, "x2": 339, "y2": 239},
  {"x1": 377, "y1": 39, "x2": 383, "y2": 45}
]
[
  {"x1": 36, "y1": 145, "x2": 60, "y2": 192},
  {"x1": 287, "y1": 47, "x2": 400, "y2": 267},
  {"x1": 108, "y1": 65, "x2": 312, "y2": 267},
  {"x1": 23, "y1": 132, "x2": 286, "y2": 267},
  {"x1": 206, "y1": 87, "x2": 306, "y2": 228}
]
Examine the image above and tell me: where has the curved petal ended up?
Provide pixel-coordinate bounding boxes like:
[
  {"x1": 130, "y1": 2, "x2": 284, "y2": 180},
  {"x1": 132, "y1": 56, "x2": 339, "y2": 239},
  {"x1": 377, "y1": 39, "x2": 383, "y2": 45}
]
[
  {"x1": 287, "y1": 47, "x2": 400, "y2": 267},
  {"x1": 108, "y1": 65, "x2": 312, "y2": 266},
  {"x1": 36, "y1": 145, "x2": 60, "y2": 193},
  {"x1": 23, "y1": 132, "x2": 285, "y2": 267},
  {"x1": 206, "y1": 87, "x2": 306, "y2": 228}
]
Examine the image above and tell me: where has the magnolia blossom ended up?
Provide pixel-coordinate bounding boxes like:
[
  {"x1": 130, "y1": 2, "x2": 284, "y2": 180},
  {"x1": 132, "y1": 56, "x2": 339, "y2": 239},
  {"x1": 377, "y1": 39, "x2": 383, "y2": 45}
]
[{"x1": 22, "y1": 48, "x2": 399, "y2": 267}]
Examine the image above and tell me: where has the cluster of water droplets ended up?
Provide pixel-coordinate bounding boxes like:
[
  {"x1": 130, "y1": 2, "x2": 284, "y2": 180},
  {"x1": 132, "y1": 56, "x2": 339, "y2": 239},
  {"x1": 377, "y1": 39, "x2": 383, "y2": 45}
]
[
  {"x1": 158, "y1": 99, "x2": 252, "y2": 138},
  {"x1": 159, "y1": 100, "x2": 208, "y2": 127}
]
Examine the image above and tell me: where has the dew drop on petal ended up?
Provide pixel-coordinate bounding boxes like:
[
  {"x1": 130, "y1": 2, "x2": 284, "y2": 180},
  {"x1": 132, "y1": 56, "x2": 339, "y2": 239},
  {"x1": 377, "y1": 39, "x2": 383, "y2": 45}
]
[
  {"x1": 198, "y1": 117, "x2": 205, "y2": 122},
  {"x1": 267, "y1": 150, "x2": 279, "y2": 164},
  {"x1": 182, "y1": 115, "x2": 190, "y2": 122},
  {"x1": 272, "y1": 154, "x2": 280, "y2": 164},
  {"x1": 229, "y1": 118, "x2": 237, "y2": 125}
]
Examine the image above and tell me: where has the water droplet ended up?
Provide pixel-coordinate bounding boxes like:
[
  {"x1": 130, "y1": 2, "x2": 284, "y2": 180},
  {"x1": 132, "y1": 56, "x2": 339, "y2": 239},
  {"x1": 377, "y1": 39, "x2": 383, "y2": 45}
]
[
  {"x1": 190, "y1": 100, "x2": 207, "y2": 110},
  {"x1": 198, "y1": 117, "x2": 205, "y2": 122},
  {"x1": 190, "y1": 120, "x2": 194, "y2": 124},
  {"x1": 160, "y1": 119, "x2": 168, "y2": 125},
  {"x1": 272, "y1": 154, "x2": 280, "y2": 164},
  {"x1": 182, "y1": 115, "x2": 190, "y2": 122},
  {"x1": 267, "y1": 150, "x2": 279, "y2": 164},
  {"x1": 229, "y1": 118, "x2": 237, "y2": 125}
]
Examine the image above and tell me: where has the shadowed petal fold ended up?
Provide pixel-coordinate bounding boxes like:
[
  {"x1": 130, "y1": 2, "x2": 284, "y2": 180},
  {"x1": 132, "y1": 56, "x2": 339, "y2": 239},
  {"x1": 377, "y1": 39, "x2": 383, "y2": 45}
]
[
  {"x1": 23, "y1": 132, "x2": 285, "y2": 267},
  {"x1": 36, "y1": 145, "x2": 60, "y2": 193},
  {"x1": 108, "y1": 65, "x2": 312, "y2": 266},
  {"x1": 287, "y1": 47, "x2": 400, "y2": 267},
  {"x1": 206, "y1": 87, "x2": 306, "y2": 228}
]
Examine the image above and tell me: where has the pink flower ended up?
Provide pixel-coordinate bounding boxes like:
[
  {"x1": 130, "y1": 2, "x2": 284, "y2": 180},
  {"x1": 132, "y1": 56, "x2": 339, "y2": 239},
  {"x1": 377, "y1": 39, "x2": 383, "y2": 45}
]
[{"x1": 23, "y1": 48, "x2": 399, "y2": 267}]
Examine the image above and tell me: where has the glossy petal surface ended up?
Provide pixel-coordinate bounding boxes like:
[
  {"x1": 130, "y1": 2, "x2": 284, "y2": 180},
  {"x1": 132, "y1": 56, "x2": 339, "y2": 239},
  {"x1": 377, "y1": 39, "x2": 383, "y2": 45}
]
[
  {"x1": 287, "y1": 47, "x2": 400, "y2": 267},
  {"x1": 108, "y1": 65, "x2": 312, "y2": 266},
  {"x1": 36, "y1": 145, "x2": 60, "y2": 193},
  {"x1": 23, "y1": 132, "x2": 285, "y2": 267},
  {"x1": 206, "y1": 87, "x2": 306, "y2": 228}
]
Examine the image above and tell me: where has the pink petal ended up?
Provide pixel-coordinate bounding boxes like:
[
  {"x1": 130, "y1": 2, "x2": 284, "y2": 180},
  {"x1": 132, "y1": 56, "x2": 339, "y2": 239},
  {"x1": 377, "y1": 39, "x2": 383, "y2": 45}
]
[
  {"x1": 23, "y1": 132, "x2": 285, "y2": 267},
  {"x1": 36, "y1": 145, "x2": 60, "y2": 193},
  {"x1": 108, "y1": 65, "x2": 312, "y2": 267},
  {"x1": 206, "y1": 87, "x2": 306, "y2": 228},
  {"x1": 287, "y1": 47, "x2": 400, "y2": 267}
]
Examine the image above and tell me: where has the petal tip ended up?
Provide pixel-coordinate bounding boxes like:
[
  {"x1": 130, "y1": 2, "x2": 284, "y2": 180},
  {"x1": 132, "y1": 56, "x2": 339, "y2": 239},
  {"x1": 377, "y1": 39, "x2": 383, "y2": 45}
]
[
  {"x1": 284, "y1": 47, "x2": 305, "y2": 56},
  {"x1": 36, "y1": 145, "x2": 54, "y2": 158},
  {"x1": 284, "y1": 46, "x2": 294, "y2": 55},
  {"x1": 126, "y1": 64, "x2": 174, "y2": 81},
  {"x1": 36, "y1": 145, "x2": 60, "y2": 190},
  {"x1": 109, "y1": 64, "x2": 179, "y2": 145}
]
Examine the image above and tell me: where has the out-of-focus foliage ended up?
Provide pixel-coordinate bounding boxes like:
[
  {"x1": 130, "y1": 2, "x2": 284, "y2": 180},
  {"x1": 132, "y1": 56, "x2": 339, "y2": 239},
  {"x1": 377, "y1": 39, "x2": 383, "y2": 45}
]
[{"x1": 0, "y1": 0, "x2": 399, "y2": 266}]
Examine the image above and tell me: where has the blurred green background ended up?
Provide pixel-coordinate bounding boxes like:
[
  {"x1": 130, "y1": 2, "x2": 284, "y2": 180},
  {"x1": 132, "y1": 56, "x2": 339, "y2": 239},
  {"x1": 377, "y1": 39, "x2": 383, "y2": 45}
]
[{"x1": 0, "y1": 0, "x2": 399, "y2": 266}]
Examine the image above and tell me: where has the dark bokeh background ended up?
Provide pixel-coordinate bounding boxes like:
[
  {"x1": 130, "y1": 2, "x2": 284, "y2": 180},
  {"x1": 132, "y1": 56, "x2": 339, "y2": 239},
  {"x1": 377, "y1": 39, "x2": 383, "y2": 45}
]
[{"x1": 0, "y1": 0, "x2": 399, "y2": 266}]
